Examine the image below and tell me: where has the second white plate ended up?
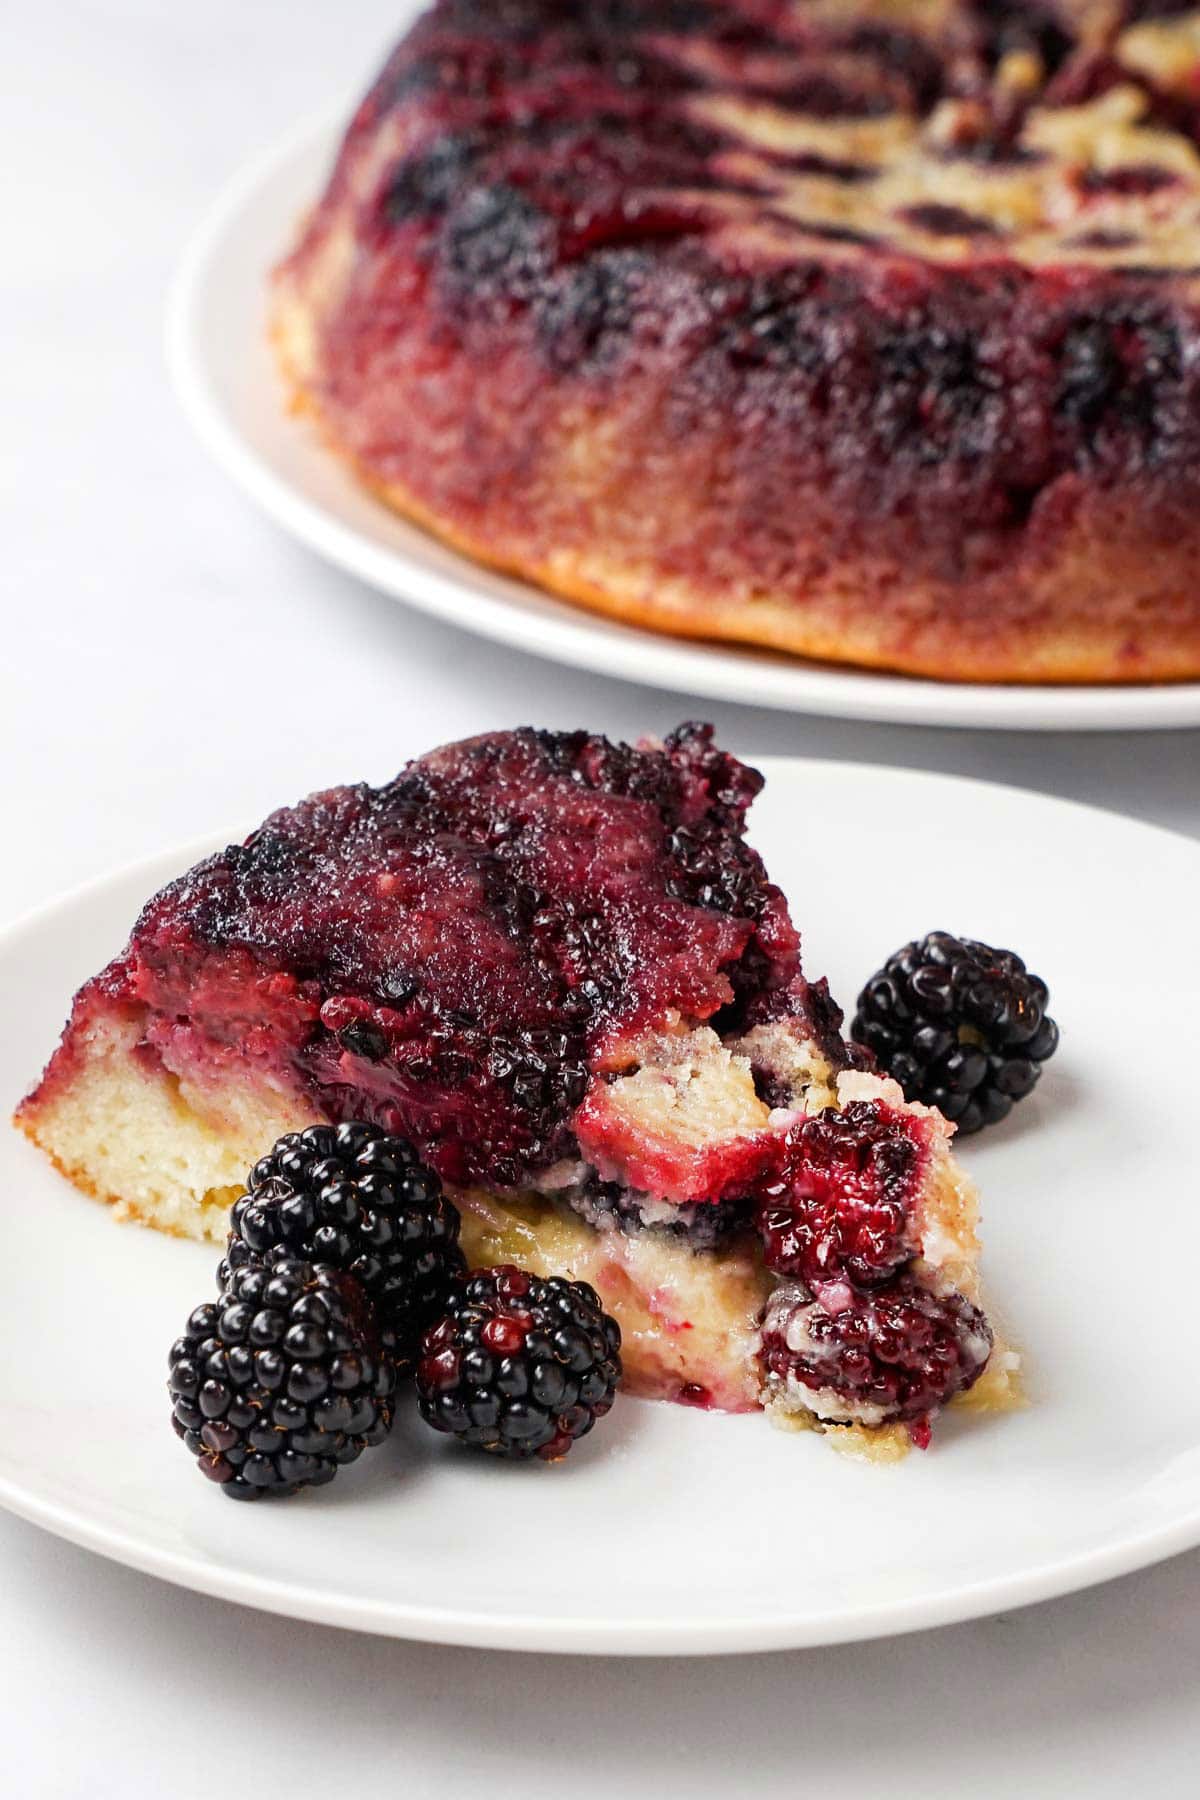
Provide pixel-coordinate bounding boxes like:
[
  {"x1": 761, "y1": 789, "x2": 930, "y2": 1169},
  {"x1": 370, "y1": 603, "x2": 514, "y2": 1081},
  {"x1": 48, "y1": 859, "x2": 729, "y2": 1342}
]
[
  {"x1": 167, "y1": 110, "x2": 1200, "y2": 733},
  {"x1": 4, "y1": 758, "x2": 1200, "y2": 1652}
]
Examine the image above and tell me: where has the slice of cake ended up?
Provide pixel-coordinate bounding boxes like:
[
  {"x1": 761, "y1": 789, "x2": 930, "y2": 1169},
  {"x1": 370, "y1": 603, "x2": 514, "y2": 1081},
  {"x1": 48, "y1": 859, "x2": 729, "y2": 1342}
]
[{"x1": 16, "y1": 724, "x2": 1013, "y2": 1446}]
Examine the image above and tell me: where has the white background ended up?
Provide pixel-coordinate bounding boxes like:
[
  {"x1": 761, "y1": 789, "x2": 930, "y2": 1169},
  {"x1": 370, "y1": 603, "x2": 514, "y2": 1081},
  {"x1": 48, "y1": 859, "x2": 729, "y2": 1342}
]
[{"x1": 4, "y1": 4, "x2": 1200, "y2": 1794}]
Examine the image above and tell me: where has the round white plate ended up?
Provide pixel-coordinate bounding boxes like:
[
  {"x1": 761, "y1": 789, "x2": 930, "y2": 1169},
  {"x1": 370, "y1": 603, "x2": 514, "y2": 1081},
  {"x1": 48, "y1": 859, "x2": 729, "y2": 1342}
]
[
  {"x1": 4, "y1": 758, "x2": 1200, "y2": 1654},
  {"x1": 167, "y1": 113, "x2": 1200, "y2": 734}
]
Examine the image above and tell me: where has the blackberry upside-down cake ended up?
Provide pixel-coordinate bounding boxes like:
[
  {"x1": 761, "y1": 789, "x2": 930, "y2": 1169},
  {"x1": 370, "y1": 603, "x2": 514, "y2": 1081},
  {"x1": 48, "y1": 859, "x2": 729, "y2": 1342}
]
[
  {"x1": 271, "y1": 0, "x2": 1200, "y2": 684},
  {"x1": 17, "y1": 726, "x2": 1017, "y2": 1452}
]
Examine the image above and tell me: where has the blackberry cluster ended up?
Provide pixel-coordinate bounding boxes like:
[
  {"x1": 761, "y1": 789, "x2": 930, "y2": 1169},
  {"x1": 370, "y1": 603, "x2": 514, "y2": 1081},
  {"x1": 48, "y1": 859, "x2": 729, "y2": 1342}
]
[
  {"x1": 171, "y1": 1122, "x2": 460, "y2": 1499},
  {"x1": 168, "y1": 1257, "x2": 395, "y2": 1500},
  {"x1": 171, "y1": 1124, "x2": 625, "y2": 1495},
  {"x1": 417, "y1": 1266, "x2": 622, "y2": 1461},
  {"x1": 219, "y1": 1120, "x2": 465, "y2": 1367},
  {"x1": 851, "y1": 932, "x2": 1059, "y2": 1135}
]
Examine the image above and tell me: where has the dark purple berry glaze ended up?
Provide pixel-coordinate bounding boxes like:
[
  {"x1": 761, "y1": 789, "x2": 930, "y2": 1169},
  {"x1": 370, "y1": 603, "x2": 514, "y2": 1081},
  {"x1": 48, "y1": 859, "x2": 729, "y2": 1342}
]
[
  {"x1": 67, "y1": 725, "x2": 839, "y2": 1192},
  {"x1": 340, "y1": 0, "x2": 1200, "y2": 533}
]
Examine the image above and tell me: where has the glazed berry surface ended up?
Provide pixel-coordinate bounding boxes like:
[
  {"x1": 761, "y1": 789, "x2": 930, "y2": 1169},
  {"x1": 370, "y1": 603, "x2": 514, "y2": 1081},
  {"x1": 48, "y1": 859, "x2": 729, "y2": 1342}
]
[
  {"x1": 852, "y1": 931, "x2": 1060, "y2": 1134},
  {"x1": 71, "y1": 726, "x2": 831, "y2": 1192},
  {"x1": 416, "y1": 1264, "x2": 622, "y2": 1460},
  {"x1": 751, "y1": 1096, "x2": 994, "y2": 1433},
  {"x1": 269, "y1": 0, "x2": 1200, "y2": 683},
  {"x1": 219, "y1": 1121, "x2": 465, "y2": 1366},
  {"x1": 759, "y1": 1273, "x2": 993, "y2": 1429},
  {"x1": 757, "y1": 1099, "x2": 927, "y2": 1287},
  {"x1": 168, "y1": 1256, "x2": 396, "y2": 1500},
  {"x1": 346, "y1": 0, "x2": 1200, "y2": 515}
]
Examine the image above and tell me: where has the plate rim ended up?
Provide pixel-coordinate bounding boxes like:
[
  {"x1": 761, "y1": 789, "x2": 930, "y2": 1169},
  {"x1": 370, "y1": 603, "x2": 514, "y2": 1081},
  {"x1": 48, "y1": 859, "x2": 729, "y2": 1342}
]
[
  {"x1": 164, "y1": 109, "x2": 1200, "y2": 736},
  {"x1": 6, "y1": 756, "x2": 1200, "y2": 1653}
]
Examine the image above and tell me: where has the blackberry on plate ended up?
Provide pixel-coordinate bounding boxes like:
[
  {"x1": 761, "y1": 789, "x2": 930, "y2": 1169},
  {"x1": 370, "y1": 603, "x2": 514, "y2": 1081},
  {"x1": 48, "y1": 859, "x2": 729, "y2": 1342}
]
[
  {"x1": 851, "y1": 931, "x2": 1060, "y2": 1135},
  {"x1": 219, "y1": 1122, "x2": 465, "y2": 1366},
  {"x1": 416, "y1": 1265, "x2": 622, "y2": 1461},
  {"x1": 168, "y1": 1256, "x2": 396, "y2": 1500}
]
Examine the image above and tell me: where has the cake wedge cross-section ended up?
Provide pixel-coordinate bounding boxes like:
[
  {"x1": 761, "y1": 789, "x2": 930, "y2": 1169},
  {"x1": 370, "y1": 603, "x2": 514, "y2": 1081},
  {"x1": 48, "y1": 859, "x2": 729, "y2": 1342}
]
[{"x1": 16, "y1": 724, "x2": 1015, "y2": 1447}]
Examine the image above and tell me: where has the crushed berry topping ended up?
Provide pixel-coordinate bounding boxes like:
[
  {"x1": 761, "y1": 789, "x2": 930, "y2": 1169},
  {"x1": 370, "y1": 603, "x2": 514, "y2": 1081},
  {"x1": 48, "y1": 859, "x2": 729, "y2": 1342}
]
[
  {"x1": 111, "y1": 725, "x2": 821, "y2": 1191},
  {"x1": 273, "y1": 0, "x2": 1200, "y2": 612}
]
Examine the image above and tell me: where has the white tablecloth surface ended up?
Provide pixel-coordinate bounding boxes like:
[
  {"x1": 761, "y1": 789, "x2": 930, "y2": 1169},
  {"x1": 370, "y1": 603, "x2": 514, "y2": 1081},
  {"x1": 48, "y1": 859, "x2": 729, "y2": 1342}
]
[{"x1": 5, "y1": 5, "x2": 1199, "y2": 1794}]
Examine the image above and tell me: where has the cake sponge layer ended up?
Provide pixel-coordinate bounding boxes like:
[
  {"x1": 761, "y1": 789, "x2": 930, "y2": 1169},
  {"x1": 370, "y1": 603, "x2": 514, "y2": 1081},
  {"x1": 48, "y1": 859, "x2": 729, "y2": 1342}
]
[{"x1": 17, "y1": 1014, "x2": 319, "y2": 1242}]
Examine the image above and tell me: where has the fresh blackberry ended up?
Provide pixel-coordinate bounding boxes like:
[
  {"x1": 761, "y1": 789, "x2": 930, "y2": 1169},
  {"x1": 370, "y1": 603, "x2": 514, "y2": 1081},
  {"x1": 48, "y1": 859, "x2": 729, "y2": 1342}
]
[
  {"x1": 416, "y1": 1265, "x2": 622, "y2": 1461},
  {"x1": 168, "y1": 1256, "x2": 396, "y2": 1500},
  {"x1": 219, "y1": 1121, "x2": 465, "y2": 1366},
  {"x1": 851, "y1": 932, "x2": 1060, "y2": 1135}
]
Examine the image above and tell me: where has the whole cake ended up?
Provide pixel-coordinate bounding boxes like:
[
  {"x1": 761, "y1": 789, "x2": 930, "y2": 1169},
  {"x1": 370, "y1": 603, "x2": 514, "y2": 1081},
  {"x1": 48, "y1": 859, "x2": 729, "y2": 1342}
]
[
  {"x1": 272, "y1": 0, "x2": 1200, "y2": 684},
  {"x1": 17, "y1": 725, "x2": 1015, "y2": 1448}
]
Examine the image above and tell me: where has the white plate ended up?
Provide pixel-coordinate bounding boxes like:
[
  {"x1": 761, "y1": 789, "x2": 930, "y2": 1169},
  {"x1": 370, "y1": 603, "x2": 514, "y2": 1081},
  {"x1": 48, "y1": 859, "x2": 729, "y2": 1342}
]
[
  {"x1": 5, "y1": 758, "x2": 1200, "y2": 1653},
  {"x1": 167, "y1": 112, "x2": 1200, "y2": 735}
]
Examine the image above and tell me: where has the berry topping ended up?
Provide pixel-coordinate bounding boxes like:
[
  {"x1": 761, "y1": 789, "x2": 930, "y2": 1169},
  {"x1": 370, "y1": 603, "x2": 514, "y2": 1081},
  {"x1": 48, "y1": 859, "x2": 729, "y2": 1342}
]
[
  {"x1": 759, "y1": 1275, "x2": 992, "y2": 1431},
  {"x1": 218, "y1": 1121, "x2": 464, "y2": 1367},
  {"x1": 416, "y1": 1265, "x2": 622, "y2": 1461},
  {"x1": 757, "y1": 1100, "x2": 925, "y2": 1287},
  {"x1": 851, "y1": 932, "x2": 1060, "y2": 1134},
  {"x1": 126, "y1": 725, "x2": 813, "y2": 1194},
  {"x1": 168, "y1": 1257, "x2": 396, "y2": 1500}
]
